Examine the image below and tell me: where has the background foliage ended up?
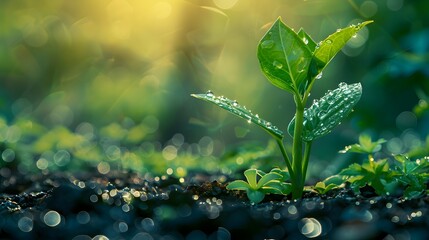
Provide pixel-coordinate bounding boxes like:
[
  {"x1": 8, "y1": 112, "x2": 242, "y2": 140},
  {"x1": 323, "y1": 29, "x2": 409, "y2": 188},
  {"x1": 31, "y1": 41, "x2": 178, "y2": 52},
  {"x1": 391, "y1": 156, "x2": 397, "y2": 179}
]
[{"x1": 1, "y1": 0, "x2": 428, "y2": 180}]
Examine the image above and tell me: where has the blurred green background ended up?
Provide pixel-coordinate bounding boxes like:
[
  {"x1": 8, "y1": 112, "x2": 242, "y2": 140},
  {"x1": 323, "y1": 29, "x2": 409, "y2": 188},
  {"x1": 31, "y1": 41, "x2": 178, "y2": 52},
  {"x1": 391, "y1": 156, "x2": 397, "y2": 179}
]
[{"x1": 1, "y1": 0, "x2": 428, "y2": 180}]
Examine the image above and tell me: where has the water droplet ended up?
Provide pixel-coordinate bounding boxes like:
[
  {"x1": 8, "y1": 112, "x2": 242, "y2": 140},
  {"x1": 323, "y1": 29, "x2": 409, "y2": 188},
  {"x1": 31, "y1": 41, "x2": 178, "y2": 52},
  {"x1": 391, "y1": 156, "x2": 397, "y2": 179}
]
[
  {"x1": 313, "y1": 99, "x2": 319, "y2": 106},
  {"x1": 261, "y1": 40, "x2": 274, "y2": 49},
  {"x1": 325, "y1": 39, "x2": 333, "y2": 44},
  {"x1": 302, "y1": 37, "x2": 308, "y2": 45},
  {"x1": 247, "y1": 118, "x2": 251, "y2": 124},
  {"x1": 317, "y1": 111, "x2": 326, "y2": 118},
  {"x1": 352, "y1": 33, "x2": 357, "y2": 38},
  {"x1": 255, "y1": 114, "x2": 259, "y2": 118},
  {"x1": 266, "y1": 122, "x2": 272, "y2": 127},
  {"x1": 336, "y1": 29, "x2": 341, "y2": 32},
  {"x1": 232, "y1": 100, "x2": 238, "y2": 107},
  {"x1": 316, "y1": 72, "x2": 323, "y2": 79},
  {"x1": 273, "y1": 61, "x2": 283, "y2": 69},
  {"x1": 338, "y1": 82, "x2": 347, "y2": 89},
  {"x1": 206, "y1": 90, "x2": 214, "y2": 98}
]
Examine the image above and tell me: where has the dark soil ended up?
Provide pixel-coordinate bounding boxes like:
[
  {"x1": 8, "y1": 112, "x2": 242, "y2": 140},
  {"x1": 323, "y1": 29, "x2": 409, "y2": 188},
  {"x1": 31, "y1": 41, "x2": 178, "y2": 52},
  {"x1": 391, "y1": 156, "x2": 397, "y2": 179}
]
[{"x1": 1, "y1": 169, "x2": 429, "y2": 240}]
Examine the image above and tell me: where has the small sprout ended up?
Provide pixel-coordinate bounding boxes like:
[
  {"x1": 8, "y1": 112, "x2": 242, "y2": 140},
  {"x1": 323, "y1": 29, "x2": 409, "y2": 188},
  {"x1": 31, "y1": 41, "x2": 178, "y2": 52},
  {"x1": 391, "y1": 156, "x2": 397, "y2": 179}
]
[
  {"x1": 226, "y1": 169, "x2": 292, "y2": 204},
  {"x1": 340, "y1": 134, "x2": 386, "y2": 154}
]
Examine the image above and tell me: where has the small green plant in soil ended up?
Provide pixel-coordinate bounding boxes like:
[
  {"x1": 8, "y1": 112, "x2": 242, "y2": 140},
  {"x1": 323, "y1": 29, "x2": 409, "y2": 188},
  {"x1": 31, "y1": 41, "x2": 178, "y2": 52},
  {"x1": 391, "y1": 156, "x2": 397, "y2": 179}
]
[
  {"x1": 192, "y1": 17, "x2": 372, "y2": 201},
  {"x1": 338, "y1": 134, "x2": 429, "y2": 199},
  {"x1": 226, "y1": 168, "x2": 291, "y2": 204}
]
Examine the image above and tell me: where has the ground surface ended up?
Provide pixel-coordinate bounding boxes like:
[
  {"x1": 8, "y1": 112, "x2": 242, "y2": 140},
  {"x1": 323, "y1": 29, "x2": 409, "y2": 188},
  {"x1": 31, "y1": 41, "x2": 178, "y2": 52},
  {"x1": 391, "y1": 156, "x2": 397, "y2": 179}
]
[{"x1": 1, "y1": 169, "x2": 429, "y2": 240}]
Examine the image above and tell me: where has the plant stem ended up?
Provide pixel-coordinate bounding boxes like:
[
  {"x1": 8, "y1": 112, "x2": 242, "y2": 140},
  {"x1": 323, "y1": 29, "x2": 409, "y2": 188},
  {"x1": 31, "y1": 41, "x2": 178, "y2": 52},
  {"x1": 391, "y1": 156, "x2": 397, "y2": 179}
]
[
  {"x1": 302, "y1": 141, "x2": 312, "y2": 181},
  {"x1": 276, "y1": 139, "x2": 294, "y2": 179},
  {"x1": 291, "y1": 95, "x2": 305, "y2": 199}
]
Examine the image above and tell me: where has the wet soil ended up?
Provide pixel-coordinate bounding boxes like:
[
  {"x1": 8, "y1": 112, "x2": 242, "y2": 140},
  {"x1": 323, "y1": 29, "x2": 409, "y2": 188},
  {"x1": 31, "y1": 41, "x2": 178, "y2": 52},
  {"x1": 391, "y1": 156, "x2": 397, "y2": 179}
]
[{"x1": 1, "y1": 169, "x2": 429, "y2": 240}]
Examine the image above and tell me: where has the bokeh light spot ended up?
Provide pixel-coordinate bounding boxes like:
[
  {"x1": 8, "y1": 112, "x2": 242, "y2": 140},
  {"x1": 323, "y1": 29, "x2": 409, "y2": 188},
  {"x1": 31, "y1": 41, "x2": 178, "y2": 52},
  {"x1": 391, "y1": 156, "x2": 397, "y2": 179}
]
[
  {"x1": 162, "y1": 145, "x2": 177, "y2": 160},
  {"x1": 299, "y1": 218, "x2": 322, "y2": 238},
  {"x1": 2, "y1": 149, "x2": 15, "y2": 163},
  {"x1": 97, "y1": 162, "x2": 111, "y2": 174},
  {"x1": 54, "y1": 150, "x2": 71, "y2": 167},
  {"x1": 18, "y1": 217, "x2": 33, "y2": 232},
  {"x1": 43, "y1": 210, "x2": 61, "y2": 227}
]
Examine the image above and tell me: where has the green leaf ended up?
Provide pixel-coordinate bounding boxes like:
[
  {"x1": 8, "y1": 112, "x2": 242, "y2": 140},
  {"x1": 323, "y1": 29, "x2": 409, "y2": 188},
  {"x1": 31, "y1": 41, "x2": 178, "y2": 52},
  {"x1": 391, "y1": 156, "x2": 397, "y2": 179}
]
[
  {"x1": 226, "y1": 180, "x2": 250, "y2": 191},
  {"x1": 297, "y1": 28, "x2": 317, "y2": 53},
  {"x1": 340, "y1": 134, "x2": 386, "y2": 154},
  {"x1": 256, "y1": 172, "x2": 282, "y2": 189},
  {"x1": 323, "y1": 175, "x2": 345, "y2": 186},
  {"x1": 269, "y1": 168, "x2": 291, "y2": 181},
  {"x1": 244, "y1": 169, "x2": 258, "y2": 189},
  {"x1": 262, "y1": 181, "x2": 292, "y2": 195},
  {"x1": 339, "y1": 163, "x2": 363, "y2": 176},
  {"x1": 309, "y1": 21, "x2": 374, "y2": 80},
  {"x1": 313, "y1": 181, "x2": 340, "y2": 194},
  {"x1": 246, "y1": 189, "x2": 265, "y2": 204},
  {"x1": 257, "y1": 17, "x2": 312, "y2": 94},
  {"x1": 288, "y1": 82, "x2": 362, "y2": 141},
  {"x1": 191, "y1": 91, "x2": 284, "y2": 140}
]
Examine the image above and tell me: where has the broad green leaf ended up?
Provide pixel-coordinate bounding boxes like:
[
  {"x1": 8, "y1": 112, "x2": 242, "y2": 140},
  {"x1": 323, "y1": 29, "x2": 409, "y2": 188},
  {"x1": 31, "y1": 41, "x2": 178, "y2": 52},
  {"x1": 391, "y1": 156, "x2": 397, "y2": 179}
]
[
  {"x1": 269, "y1": 168, "x2": 291, "y2": 181},
  {"x1": 244, "y1": 169, "x2": 258, "y2": 189},
  {"x1": 226, "y1": 180, "x2": 250, "y2": 191},
  {"x1": 339, "y1": 163, "x2": 363, "y2": 176},
  {"x1": 288, "y1": 82, "x2": 362, "y2": 141},
  {"x1": 309, "y1": 21, "x2": 374, "y2": 80},
  {"x1": 257, "y1": 17, "x2": 312, "y2": 94},
  {"x1": 246, "y1": 189, "x2": 265, "y2": 204},
  {"x1": 262, "y1": 181, "x2": 292, "y2": 195},
  {"x1": 323, "y1": 175, "x2": 345, "y2": 186},
  {"x1": 191, "y1": 91, "x2": 284, "y2": 140},
  {"x1": 256, "y1": 172, "x2": 282, "y2": 189}
]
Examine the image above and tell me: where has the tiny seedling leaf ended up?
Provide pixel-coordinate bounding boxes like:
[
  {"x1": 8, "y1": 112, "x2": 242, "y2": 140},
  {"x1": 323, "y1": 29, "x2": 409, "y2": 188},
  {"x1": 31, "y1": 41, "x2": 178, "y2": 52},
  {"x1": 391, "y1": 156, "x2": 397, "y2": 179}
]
[
  {"x1": 257, "y1": 17, "x2": 312, "y2": 94},
  {"x1": 256, "y1": 172, "x2": 283, "y2": 189},
  {"x1": 288, "y1": 82, "x2": 362, "y2": 141},
  {"x1": 244, "y1": 169, "x2": 258, "y2": 189},
  {"x1": 246, "y1": 189, "x2": 265, "y2": 204},
  {"x1": 191, "y1": 92, "x2": 284, "y2": 140},
  {"x1": 340, "y1": 134, "x2": 386, "y2": 154},
  {"x1": 226, "y1": 180, "x2": 250, "y2": 191}
]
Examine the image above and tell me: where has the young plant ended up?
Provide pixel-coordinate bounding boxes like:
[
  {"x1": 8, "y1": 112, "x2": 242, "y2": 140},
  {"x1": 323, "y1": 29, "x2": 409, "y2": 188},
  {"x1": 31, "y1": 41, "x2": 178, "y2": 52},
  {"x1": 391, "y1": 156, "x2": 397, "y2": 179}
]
[
  {"x1": 339, "y1": 134, "x2": 429, "y2": 198},
  {"x1": 392, "y1": 155, "x2": 429, "y2": 199},
  {"x1": 226, "y1": 168, "x2": 292, "y2": 204},
  {"x1": 192, "y1": 17, "x2": 372, "y2": 200}
]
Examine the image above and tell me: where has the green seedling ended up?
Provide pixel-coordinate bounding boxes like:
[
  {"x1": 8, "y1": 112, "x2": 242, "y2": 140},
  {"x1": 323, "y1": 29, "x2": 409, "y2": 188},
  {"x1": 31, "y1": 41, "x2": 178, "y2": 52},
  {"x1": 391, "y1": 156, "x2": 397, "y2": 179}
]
[
  {"x1": 312, "y1": 175, "x2": 344, "y2": 195},
  {"x1": 339, "y1": 134, "x2": 429, "y2": 198},
  {"x1": 392, "y1": 154, "x2": 429, "y2": 199},
  {"x1": 339, "y1": 135, "x2": 394, "y2": 195},
  {"x1": 226, "y1": 168, "x2": 292, "y2": 204},
  {"x1": 192, "y1": 17, "x2": 372, "y2": 200}
]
